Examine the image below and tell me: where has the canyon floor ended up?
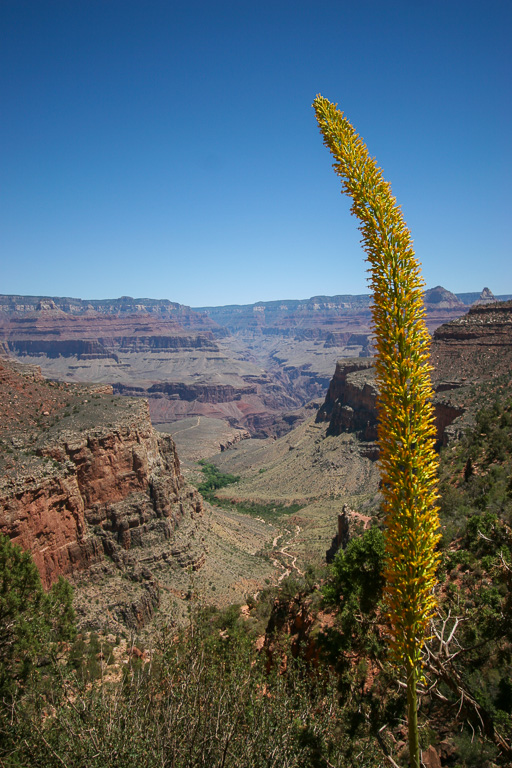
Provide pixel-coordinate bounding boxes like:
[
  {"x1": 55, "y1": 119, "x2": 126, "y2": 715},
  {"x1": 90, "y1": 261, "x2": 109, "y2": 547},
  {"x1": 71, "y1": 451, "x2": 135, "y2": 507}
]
[
  {"x1": 75, "y1": 410, "x2": 385, "y2": 640},
  {"x1": 161, "y1": 407, "x2": 383, "y2": 594}
]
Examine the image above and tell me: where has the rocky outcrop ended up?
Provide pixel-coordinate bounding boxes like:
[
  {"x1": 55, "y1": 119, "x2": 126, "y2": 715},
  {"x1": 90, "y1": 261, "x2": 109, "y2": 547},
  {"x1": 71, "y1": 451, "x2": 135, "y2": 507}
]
[
  {"x1": 423, "y1": 286, "x2": 465, "y2": 310},
  {"x1": 316, "y1": 360, "x2": 378, "y2": 442},
  {"x1": 0, "y1": 359, "x2": 204, "y2": 601},
  {"x1": 0, "y1": 295, "x2": 217, "y2": 322},
  {"x1": 456, "y1": 287, "x2": 512, "y2": 306},
  {"x1": 1, "y1": 313, "x2": 219, "y2": 358},
  {"x1": 316, "y1": 357, "x2": 467, "y2": 454},
  {"x1": 430, "y1": 299, "x2": 512, "y2": 382},
  {"x1": 473, "y1": 287, "x2": 496, "y2": 305},
  {"x1": 195, "y1": 295, "x2": 374, "y2": 338},
  {"x1": 114, "y1": 381, "x2": 259, "y2": 407}
]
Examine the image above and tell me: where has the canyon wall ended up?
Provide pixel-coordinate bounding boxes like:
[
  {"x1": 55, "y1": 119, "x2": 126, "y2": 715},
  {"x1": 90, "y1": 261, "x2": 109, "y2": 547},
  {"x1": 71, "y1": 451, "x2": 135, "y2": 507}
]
[
  {"x1": 316, "y1": 358, "x2": 464, "y2": 451},
  {"x1": 316, "y1": 299, "x2": 512, "y2": 451},
  {"x1": 0, "y1": 289, "x2": 507, "y2": 440},
  {"x1": 195, "y1": 285, "x2": 497, "y2": 338},
  {"x1": 430, "y1": 300, "x2": 512, "y2": 382},
  {"x1": 0, "y1": 397, "x2": 204, "y2": 588},
  {"x1": 0, "y1": 358, "x2": 204, "y2": 629},
  {"x1": 0, "y1": 295, "x2": 316, "y2": 438}
]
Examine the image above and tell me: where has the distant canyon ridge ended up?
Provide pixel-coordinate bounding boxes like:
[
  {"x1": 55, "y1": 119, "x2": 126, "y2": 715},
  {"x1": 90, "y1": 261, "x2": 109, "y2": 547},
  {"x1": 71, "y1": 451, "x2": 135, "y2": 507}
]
[{"x1": 0, "y1": 286, "x2": 508, "y2": 440}]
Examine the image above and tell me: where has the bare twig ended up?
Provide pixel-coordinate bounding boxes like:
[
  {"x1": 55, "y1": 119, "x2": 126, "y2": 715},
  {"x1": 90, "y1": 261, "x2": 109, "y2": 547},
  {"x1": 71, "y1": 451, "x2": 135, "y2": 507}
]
[
  {"x1": 374, "y1": 727, "x2": 402, "y2": 768},
  {"x1": 424, "y1": 613, "x2": 512, "y2": 759}
]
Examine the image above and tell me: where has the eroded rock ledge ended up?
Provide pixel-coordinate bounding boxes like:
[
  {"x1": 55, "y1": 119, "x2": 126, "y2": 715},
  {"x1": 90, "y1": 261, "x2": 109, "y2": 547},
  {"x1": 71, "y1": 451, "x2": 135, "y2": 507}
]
[
  {"x1": 0, "y1": 358, "x2": 204, "y2": 630},
  {"x1": 316, "y1": 301, "x2": 512, "y2": 454},
  {"x1": 316, "y1": 359, "x2": 464, "y2": 456}
]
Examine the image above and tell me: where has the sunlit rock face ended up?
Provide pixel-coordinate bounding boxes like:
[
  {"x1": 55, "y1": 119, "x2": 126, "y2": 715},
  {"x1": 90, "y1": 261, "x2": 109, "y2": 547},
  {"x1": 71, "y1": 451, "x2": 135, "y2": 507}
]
[{"x1": 0, "y1": 358, "x2": 203, "y2": 594}]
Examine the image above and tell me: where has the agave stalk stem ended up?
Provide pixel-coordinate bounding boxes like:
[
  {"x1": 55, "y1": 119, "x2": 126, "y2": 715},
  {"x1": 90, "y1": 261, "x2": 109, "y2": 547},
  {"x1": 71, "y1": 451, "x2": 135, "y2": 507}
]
[
  {"x1": 313, "y1": 94, "x2": 440, "y2": 768},
  {"x1": 406, "y1": 659, "x2": 420, "y2": 768}
]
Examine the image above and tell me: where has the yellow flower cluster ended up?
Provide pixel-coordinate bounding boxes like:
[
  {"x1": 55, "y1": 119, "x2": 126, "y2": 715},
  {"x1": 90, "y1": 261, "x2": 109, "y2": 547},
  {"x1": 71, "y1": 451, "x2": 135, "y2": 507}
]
[{"x1": 313, "y1": 95, "x2": 440, "y2": 671}]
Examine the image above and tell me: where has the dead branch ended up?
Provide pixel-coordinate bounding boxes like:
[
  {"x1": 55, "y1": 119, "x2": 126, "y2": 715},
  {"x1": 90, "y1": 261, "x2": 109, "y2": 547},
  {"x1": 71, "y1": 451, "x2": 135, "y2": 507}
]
[{"x1": 424, "y1": 614, "x2": 512, "y2": 759}]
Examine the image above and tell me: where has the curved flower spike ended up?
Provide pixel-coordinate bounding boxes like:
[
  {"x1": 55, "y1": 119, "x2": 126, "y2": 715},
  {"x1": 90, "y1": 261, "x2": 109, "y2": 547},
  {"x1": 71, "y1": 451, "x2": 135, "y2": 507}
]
[{"x1": 313, "y1": 95, "x2": 440, "y2": 768}]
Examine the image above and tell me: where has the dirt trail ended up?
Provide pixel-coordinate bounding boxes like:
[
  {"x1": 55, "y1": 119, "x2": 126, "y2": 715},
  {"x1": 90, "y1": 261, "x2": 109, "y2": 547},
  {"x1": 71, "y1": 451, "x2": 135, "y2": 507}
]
[
  {"x1": 170, "y1": 416, "x2": 201, "y2": 434},
  {"x1": 272, "y1": 525, "x2": 304, "y2": 582}
]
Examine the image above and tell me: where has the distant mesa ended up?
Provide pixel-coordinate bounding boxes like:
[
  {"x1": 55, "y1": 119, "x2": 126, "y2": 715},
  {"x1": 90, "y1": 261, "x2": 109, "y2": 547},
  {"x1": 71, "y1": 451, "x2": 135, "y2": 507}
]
[{"x1": 423, "y1": 286, "x2": 465, "y2": 309}]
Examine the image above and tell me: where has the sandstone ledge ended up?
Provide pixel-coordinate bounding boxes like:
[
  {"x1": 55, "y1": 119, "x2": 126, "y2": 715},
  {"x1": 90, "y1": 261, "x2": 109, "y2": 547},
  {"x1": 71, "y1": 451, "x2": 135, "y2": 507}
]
[{"x1": 0, "y1": 359, "x2": 205, "y2": 632}]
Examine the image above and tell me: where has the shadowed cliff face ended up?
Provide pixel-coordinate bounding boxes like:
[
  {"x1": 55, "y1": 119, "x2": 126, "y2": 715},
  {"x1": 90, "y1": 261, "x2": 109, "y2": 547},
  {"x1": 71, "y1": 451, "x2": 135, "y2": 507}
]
[
  {"x1": 316, "y1": 360, "x2": 378, "y2": 442},
  {"x1": 0, "y1": 357, "x2": 204, "y2": 630},
  {"x1": 315, "y1": 358, "x2": 464, "y2": 455},
  {"x1": 316, "y1": 301, "x2": 512, "y2": 452}
]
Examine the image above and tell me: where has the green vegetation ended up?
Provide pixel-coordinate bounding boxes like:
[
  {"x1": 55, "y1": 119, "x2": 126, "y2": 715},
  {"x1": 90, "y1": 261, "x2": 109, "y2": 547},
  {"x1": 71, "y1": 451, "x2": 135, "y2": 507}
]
[
  {"x1": 2, "y1": 604, "x2": 383, "y2": 768},
  {"x1": 198, "y1": 460, "x2": 302, "y2": 520},
  {"x1": 322, "y1": 526, "x2": 385, "y2": 615},
  {"x1": 0, "y1": 533, "x2": 75, "y2": 700},
  {"x1": 197, "y1": 460, "x2": 240, "y2": 501}
]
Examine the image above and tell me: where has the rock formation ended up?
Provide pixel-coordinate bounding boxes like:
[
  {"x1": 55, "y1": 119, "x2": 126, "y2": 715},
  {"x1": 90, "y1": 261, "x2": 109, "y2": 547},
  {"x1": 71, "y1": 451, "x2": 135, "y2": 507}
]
[
  {"x1": 315, "y1": 300, "x2": 512, "y2": 453},
  {"x1": 430, "y1": 299, "x2": 512, "y2": 382},
  {"x1": 0, "y1": 356, "x2": 204, "y2": 630},
  {"x1": 316, "y1": 359, "x2": 378, "y2": 442},
  {"x1": 0, "y1": 295, "x2": 219, "y2": 360},
  {"x1": 474, "y1": 286, "x2": 496, "y2": 304},
  {"x1": 316, "y1": 356, "x2": 473, "y2": 454}
]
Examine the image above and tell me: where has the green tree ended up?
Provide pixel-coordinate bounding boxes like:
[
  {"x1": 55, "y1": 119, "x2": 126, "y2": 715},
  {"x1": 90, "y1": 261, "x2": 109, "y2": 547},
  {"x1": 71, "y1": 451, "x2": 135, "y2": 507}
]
[
  {"x1": 323, "y1": 526, "x2": 385, "y2": 615},
  {"x1": 313, "y1": 95, "x2": 440, "y2": 768},
  {"x1": 0, "y1": 533, "x2": 75, "y2": 700}
]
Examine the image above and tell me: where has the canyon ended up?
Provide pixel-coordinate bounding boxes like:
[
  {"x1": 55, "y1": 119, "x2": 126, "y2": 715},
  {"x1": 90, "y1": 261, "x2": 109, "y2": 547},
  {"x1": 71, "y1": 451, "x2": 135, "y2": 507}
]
[
  {"x1": 0, "y1": 357, "x2": 208, "y2": 632},
  {"x1": 205, "y1": 297, "x2": 512, "y2": 569},
  {"x1": 1, "y1": 292, "x2": 511, "y2": 635},
  {"x1": 0, "y1": 286, "x2": 508, "y2": 445}
]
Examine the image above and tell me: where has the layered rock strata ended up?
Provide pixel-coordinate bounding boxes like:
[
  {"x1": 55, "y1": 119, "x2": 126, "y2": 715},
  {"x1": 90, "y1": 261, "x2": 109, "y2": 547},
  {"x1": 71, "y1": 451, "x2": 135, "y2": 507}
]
[
  {"x1": 0, "y1": 295, "x2": 315, "y2": 438},
  {"x1": 430, "y1": 300, "x2": 512, "y2": 382},
  {"x1": 196, "y1": 286, "x2": 477, "y2": 338},
  {"x1": 316, "y1": 360, "x2": 378, "y2": 442},
  {"x1": 1, "y1": 290, "x2": 508, "y2": 441},
  {"x1": 316, "y1": 364, "x2": 465, "y2": 457},
  {"x1": 0, "y1": 357, "x2": 204, "y2": 629},
  {"x1": 316, "y1": 300, "x2": 512, "y2": 453}
]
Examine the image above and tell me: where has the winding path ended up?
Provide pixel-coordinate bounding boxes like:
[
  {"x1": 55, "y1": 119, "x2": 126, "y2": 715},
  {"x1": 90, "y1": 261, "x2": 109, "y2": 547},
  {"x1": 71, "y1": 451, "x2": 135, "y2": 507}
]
[{"x1": 272, "y1": 524, "x2": 304, "y2": 581}]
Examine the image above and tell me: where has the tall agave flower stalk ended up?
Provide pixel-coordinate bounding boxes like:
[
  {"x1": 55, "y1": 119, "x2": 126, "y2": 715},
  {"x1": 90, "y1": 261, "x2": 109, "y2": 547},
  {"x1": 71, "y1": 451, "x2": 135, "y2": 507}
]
[{"x1": 313, "y1": 95, "x2": 441, "y2": 768}]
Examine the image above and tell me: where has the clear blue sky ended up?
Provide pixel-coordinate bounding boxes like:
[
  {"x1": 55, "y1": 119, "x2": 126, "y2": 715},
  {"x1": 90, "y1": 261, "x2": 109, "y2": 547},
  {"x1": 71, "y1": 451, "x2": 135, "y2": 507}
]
[{"x1": 1, "y1": 0, "x2": 511, "y2": 306}]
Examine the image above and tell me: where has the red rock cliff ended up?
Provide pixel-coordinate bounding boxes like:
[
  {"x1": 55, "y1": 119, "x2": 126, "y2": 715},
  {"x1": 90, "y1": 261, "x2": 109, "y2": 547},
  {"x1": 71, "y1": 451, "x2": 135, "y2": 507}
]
[{"x1": 0, "y1": 358, "x2": 203, "y2": 590}]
